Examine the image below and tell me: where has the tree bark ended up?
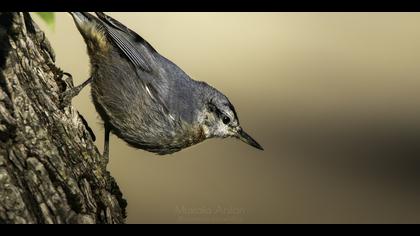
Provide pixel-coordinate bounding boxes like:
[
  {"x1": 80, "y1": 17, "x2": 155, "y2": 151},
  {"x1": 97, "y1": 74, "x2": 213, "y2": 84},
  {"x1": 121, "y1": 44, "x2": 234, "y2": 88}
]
[{"x1": 0, "y1": 12, "x2": 126, "y2": 224}]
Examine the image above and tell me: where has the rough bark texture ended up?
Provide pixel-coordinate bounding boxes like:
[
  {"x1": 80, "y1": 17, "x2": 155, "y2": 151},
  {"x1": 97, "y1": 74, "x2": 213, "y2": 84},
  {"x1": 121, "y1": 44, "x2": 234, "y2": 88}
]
[{"x1": 0, "y1": 12, "x2": 126, "y2": 224}]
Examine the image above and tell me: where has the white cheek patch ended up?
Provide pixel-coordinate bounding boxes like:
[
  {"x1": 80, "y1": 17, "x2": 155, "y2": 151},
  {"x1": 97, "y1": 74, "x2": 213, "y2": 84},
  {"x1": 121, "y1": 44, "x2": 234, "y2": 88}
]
[
  {"x1": 214, "y1": 122, "x2": 228, "y2": 137},
  {"x1": 197, "y1": 110, "x2": 231, "y2": 138}
]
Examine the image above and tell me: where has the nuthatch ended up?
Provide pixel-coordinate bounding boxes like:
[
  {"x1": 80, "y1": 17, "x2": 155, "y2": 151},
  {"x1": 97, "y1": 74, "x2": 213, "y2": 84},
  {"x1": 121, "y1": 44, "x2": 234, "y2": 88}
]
[{"x1": 67, "y1": 12, "x2": 263, "y2": 160}]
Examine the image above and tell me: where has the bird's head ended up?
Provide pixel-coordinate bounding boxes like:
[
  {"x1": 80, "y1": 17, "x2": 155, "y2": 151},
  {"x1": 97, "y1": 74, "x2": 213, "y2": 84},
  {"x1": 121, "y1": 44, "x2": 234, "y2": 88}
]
[{"x1": 197, "y1": 86, "x2": 263, "y2": 151}]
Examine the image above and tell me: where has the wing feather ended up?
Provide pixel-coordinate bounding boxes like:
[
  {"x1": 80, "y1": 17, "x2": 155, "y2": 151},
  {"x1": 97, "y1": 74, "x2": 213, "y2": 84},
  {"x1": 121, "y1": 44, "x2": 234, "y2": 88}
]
[
  {"x1": 94, "y1": 12, "x2": 174, "y2": 118},
  {"x1": 96, "y1": 12, "x2": 153, "y2": 72}
]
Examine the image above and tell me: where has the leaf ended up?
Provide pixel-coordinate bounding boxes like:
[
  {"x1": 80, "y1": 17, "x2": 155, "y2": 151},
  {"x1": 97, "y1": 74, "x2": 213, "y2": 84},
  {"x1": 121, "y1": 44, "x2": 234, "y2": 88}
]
[{"x1": 35, "y1": 12, "x2": 55, "y2": 30}]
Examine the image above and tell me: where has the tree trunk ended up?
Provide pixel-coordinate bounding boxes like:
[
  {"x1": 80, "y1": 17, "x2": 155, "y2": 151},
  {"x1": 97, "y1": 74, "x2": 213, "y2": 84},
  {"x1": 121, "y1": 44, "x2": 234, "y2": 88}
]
[{"x1": 0, "y1": 12, "x2": 126, "y2": 224}]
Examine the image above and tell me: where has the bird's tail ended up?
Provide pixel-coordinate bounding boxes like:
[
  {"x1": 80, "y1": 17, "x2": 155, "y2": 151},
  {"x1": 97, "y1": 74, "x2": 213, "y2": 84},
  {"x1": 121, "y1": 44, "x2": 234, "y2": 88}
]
[
  {"x1": 69, "y1": 12, "x2": 95, "y2": 27},
  {"x1": 68, "y1": 12, "x2": 109, "y2": 51}
]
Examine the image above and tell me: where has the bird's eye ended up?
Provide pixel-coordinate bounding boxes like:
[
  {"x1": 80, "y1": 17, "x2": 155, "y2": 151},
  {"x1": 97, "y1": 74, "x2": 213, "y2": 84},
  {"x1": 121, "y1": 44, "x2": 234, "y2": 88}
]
[{"x1": 222, "y1": 116, "x2": 230, "y2": 125}]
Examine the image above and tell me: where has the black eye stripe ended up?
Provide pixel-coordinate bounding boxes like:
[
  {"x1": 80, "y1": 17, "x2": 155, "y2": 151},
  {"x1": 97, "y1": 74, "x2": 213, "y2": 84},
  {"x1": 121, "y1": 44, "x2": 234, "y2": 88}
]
[
  {"x1": 213, "y1": 106, "x2": 230, "y2": 124},
  {"x1": 225, "y1": 102, "x2": 238, "y2": 120},
  {"x1": 209, "y1": 103, "x2": 223, "y2": 117},
  {"x1": 208, "y1": 100, "x2": 234, "y2": 124}
]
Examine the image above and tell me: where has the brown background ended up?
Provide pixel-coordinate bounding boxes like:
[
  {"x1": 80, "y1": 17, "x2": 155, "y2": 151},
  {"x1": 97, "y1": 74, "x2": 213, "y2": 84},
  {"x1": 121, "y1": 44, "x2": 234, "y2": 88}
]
[{"x1": 34, "y1": 12, "x2": 420, "y2": 223}]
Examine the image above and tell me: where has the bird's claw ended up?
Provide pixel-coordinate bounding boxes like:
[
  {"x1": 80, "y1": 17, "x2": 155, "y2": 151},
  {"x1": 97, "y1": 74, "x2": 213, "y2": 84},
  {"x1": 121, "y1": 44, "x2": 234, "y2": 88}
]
[{"x1": 60, "y1": 86, "x2": 82, "y2": 108}]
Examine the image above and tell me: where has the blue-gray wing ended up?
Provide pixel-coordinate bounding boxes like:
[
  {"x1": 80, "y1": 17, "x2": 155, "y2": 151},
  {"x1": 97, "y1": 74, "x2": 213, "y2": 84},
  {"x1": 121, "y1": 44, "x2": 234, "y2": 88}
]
[
  {"x1": 95, "y1": 12, "x2": 174, "y2": 117},
  {"x1": 95, "y1": 12, "x2": 156, "y2": 73}
]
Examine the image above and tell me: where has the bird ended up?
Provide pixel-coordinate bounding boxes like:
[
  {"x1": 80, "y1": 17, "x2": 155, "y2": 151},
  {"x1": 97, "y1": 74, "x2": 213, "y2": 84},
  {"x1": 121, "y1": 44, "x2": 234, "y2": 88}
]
[{"x1": 66, "y1": 12, "x2": 263, "y2": 161}]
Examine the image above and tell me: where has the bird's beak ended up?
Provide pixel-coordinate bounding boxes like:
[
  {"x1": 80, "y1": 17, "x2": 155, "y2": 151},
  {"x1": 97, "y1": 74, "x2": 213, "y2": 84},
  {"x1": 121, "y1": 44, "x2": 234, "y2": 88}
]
[{"x1": 236, "y1": 128, "x2": 264, "y2": 151}]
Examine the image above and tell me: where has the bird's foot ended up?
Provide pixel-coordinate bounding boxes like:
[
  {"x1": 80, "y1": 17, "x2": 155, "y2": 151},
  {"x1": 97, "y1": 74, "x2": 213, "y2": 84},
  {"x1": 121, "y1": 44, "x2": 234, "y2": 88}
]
[
  {"x1": 60, "y1": 85, "x2": 84, "y2": 107},
  {"x1": 60, "y1": 76, "x2": 92, "y2": 108}
]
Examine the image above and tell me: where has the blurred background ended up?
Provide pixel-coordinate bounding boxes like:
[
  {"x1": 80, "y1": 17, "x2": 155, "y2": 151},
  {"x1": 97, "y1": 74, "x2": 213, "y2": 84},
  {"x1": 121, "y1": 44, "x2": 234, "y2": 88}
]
[{"x1": 33, "y1": 12, "x2": 420, "y2": 223}]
